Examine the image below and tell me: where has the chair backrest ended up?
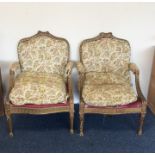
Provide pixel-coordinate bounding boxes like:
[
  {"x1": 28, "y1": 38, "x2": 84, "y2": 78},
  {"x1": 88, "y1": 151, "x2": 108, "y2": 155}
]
[
  {"x1": 80, "y1": 32, "x2": 131, "y2": 84},
  {"x1": 17, "y1": 31, "x2": 69, "y2": 75}
]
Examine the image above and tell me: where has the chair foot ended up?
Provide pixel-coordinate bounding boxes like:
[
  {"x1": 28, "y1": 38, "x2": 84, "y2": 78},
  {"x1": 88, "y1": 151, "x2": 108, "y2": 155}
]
[
  {"x1": 70, "y1": 129, "x2": 74, "y2": 134},
  {"x1": 9, "y1": 132, "x2": 14, "y2": 137},
  {"x1": 137, "y1": 130, "x2": 142, "y2": 136},
  {"x1": 80, "y1": 132, "x2": 84, "y2": 136}
]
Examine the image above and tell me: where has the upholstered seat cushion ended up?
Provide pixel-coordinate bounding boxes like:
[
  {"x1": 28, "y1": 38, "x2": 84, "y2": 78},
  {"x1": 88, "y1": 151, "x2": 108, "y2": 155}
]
[
  {"x1": 9, "y1": 72, "x2": 67, "y2": 105},
  {"x1": 82, "y1": 83, "x2": 137, "y2": 106},
  {"x1": 85, "y1": 72, "x2": 129, "y2": 85},
  {"x1": 85, "y1": 100, "x2": 141, "y2": 108}
]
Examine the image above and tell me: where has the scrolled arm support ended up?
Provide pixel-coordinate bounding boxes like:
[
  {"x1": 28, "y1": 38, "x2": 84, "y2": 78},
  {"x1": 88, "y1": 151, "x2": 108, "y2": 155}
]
[
  {"x1": 9, "y1": 62, "x2": 21, "y2": 92},
  {"x1": 65, "y1": 61, "x2": 74, "y2": 108},
  {"x1": 129, "y1": 63, "x2": 140, "y2": 75},
  {"x1": 65, "y1": 61, "x2": 74, "y2": 78},
  {"x1": 76, "y1": 61, "x2": 86, "y2": 104},
  {"x1": 76, "y1": 61, "x2": 85, "y2": 74},
  {"x1": 129, "y1": 63, "x2": 146, "y2": 108}
]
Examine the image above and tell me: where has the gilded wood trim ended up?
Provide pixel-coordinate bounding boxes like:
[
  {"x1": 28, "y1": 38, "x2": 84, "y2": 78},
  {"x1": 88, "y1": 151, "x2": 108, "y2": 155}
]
[
  {"x1": 129, "y1": 63, "x2": 147, "y2": 109},
  {"x1": 5, "y1": 31, "x2": 74, "y2": 136},
  {"x1": 9, "y1": 62, "x2": 21, "y2": 94},
  {"x1": 78, "y1": 32, "x2": 147, "y2": 136},
  {"x1": 9, "y1": 104, "x2": 70, "y2": 115},
  {"x1": 84, "y1": 107, "x2": 141, "y2": 114}
]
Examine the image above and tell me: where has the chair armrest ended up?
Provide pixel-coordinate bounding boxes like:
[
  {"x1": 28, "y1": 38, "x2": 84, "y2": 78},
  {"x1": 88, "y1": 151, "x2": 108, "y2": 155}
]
[
  {"x1": 65, "y1": 61, "x2": 74, "y2": 78},
  {"x1": 129, "y1": 63, "x2": 146, "y2": 103},
  {"x1": 129, "y1": 63, "x2": 139, "y2": 75},
  {"x1": 9, "y1": 62, "x2": 21, "y2": 92},
  {"x1": 76, "y1": 61, "x2": 85, "y2": 74},
  {"x1": 76, "y1": 61, "x2": 86, "y2": 104},
  {"x1": 65, "y1": 61, "x2": 74, "y2": 109}
]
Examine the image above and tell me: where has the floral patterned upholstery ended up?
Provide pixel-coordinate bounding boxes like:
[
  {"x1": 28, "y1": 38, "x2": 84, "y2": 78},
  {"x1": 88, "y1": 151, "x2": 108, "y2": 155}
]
[
  {"x1": 80, "y1": 33, "x2": 137, "y2": 106},
  {"x1": 81, "y1": 35, "x2": 131, "y2": 84},
  {"x1": 82, "y1": 83, "x2": 137, "y2": 106},
  {"x1": 85, "y1": 72, "x2": 129, "y2": 85},
  {"x1": 9, "y1": 32, "x2": 71, "y2": 105},
  {"x1": 9, "y1": 72, "x2": 67, "y2": 105},
  {"x1": 18, "y1": 32, "x2": 69, "y2": 76}
]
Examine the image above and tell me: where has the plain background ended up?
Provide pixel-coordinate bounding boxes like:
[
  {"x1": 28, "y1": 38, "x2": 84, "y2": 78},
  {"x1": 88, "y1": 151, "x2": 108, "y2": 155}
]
[{"x1": 0, "y1": 2, "x2": 155, "y2": 103}]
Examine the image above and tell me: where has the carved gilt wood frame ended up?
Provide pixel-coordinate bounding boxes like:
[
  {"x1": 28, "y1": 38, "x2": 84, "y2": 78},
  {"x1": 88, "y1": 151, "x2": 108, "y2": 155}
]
[
  {"x1": 5, "y1": 31, "x2": 74, "y2": 137},
  {"x1": 78, "y1": 32, "x2": 147, "y2": 136}
]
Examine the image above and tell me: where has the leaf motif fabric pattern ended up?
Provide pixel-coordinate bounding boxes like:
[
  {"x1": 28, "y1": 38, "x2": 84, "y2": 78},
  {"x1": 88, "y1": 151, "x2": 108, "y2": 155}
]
[
  {"x1": 82, "y1": 84, "x2": 137, "y2": 106},
  {"x1": 9, "y1": 72, "x2": 67, "y2": 105},
  {"x1": 18, "y1": 35, "x2": 69, "y2": 75},
  {"x1": 81, "y1": 37, "x2": 131, "y2": 84},
  {"x1": 80, "y1": 36, "x2": 137, "y2": 106}
]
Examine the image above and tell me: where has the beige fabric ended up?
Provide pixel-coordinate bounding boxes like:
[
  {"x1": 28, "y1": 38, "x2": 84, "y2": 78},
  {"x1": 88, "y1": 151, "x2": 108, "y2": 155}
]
[
  {"x1": 85, "y1": 72, "x2": 129, "y2": 85},
  {"x1": 129, "y1": 63, "x2": 139, "y2": 75},
  {"x1": 65, "y1": 61, "x2": 74, "y2": 78},
  {"x1": 82, "y1": 83, "x2": 137, "y2": 106},
  {"x1": 9, "y1": 72, "x2": 67, "y2": 105},
  {"x1": 76, "y1": 62, "x2": 85, "y2": 73},
  {"x1": 80, "y1": 35, "x2": 138, "y2": 106},
  {"x1": 10, "y1": 62, "x2": 21, "y2": 78},
  {"x1": 10, "y1": 62, "x2": 21, "y2": 73},
  {"x1": 18, "y1": 35, "x2": 69, "y2": 75},
  {"x1": 81, "y1": 37, "x2": 131, "y2": 84}
]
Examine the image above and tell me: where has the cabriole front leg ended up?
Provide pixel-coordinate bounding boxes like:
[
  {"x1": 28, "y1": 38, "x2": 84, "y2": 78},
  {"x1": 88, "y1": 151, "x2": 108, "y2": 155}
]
[
  {"x1": 79, "y1": 102, "x2": 84, "y2": 136},
  {"x1": 5, "y1": 103, "x2": 13, "y2": 137}
]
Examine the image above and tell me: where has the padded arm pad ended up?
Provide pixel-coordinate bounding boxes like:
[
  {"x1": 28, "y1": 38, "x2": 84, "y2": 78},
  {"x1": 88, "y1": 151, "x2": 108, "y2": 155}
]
[
  {"x1": 129, "y1": 63, "x2": 139, "y2": 75},
  {"x1": 9, "y1": 62, "x2": 21, "y2": 93},
  {"x1": 65, "y1": 61, "x2": 74, "y2": 77},
  {"x1": 10, "y1": 62, "x2": 21, "y2": 75},
  {"x1": 76, "y1": 61, "x2": 85, "y2": 74}
]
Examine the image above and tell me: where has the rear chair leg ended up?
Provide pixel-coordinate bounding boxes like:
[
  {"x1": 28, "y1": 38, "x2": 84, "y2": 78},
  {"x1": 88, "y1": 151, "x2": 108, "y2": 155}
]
[
  {"x1": 69, "y1": 98, "x2": 74, "y2": 134},
  {"x1": 138, "y1": 113, "x2": 146, "y2": 136},
  {"x1": 69, "y1": 112, "x2": 74, "y2": 134}
]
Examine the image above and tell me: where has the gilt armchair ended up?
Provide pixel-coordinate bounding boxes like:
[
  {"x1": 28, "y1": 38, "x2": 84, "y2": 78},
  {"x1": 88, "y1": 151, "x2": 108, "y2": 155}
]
[
  {"x1": 5, "y1": 31, "x2": 74, "y2": 136},
  {"x1": 77, "y1": 32, "x2": 147, "y2": 136}
]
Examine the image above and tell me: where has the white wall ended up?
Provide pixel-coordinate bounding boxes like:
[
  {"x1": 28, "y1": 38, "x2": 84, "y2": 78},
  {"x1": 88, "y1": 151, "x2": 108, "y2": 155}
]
[{"x1": 0, "y1": 2, "x2": 155, "y2": 103}]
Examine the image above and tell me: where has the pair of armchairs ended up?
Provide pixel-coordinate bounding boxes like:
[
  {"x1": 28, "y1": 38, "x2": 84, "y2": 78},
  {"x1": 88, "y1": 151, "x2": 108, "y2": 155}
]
[{"x1": 5, "y1": 31, "x2": 147, "y2": 137}]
